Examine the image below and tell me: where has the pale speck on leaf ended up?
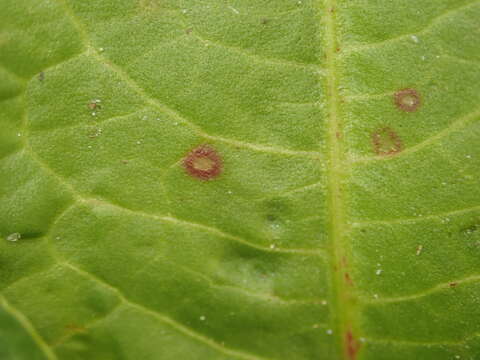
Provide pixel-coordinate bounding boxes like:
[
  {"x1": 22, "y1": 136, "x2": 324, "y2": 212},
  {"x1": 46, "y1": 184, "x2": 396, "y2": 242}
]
[
  {"x1": 416, "y1": 245, "x2": 423, "y2": 256},
  {"x1": 6, "y1": 233, "x2": 21, "y2": 242},
  {"x1": 228, "y1": 6, "x2": 239, "y2": 14}
]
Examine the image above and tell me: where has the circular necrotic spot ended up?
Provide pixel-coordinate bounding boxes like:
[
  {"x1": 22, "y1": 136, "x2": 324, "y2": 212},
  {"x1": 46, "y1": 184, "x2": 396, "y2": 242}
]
[
  {"x1": 371, "y1": 127, "x2": 403, "y2": 156},
  {"x1": 394, "y1": 88, "x2": 421, "y2": 112},
  {"x1": 183, "y1": 144, "x2": 222, "y2": 180}
]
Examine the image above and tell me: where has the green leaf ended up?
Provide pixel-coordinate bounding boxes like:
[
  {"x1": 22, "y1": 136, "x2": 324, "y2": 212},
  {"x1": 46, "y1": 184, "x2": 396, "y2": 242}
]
[{"x1": 1, "y1": 0, "x2": 479, "y2": 359}]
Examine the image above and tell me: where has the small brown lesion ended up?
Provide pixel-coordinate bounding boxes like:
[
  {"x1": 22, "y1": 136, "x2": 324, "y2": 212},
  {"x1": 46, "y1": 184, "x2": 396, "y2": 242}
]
[
  {"x1": 394, "y1": 88, "x2": 421, "y2": 112},
  {"x1": 87, "y1": 100, "x2": 101, "y2": 111},
  {"x1": 449, "y1": 282, "x2": 458, "y2": 288},
  {"x1": 183, "y1": 144, "x2": 223, "y2": 181},
  {"x1": 371, "y1": 127, "x2": 403, "y2": 156},
  {"x1": 344, "y1": 272, "x2": 353, "y2": 286}
]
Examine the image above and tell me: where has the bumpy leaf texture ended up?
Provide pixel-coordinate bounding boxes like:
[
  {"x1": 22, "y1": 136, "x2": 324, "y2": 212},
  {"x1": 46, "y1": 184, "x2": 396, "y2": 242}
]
[{"x1": 1, "y1": 1, "x2": 479, "y2": 359}]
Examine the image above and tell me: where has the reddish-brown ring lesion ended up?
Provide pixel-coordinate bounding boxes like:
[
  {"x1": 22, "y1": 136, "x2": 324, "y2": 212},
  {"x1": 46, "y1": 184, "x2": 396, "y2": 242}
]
[
  {"x1": 183, "y1": 144, "x2": 222, "y2": 180},
  {"x1": 371, "y1": 127, "x2": 403, "y2": 156},
  {"x1": 394, "y1": 88, "x2": 421, "y2": 112}
]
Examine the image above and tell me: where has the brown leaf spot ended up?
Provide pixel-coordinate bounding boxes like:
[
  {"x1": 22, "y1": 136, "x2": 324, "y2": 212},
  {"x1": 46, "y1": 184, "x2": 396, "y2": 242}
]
[
  {"x1": 344, "y1": 272, "x2": 353, "y2": 285},
  {"x1": 185, "y1": 28, "x2": 193, "y2": 35},
  {"x1": 394, "y1": 88, "x2": 421, "y2": 112},
  {"x1": 88, "y1": 101, "x2": 101, "y2": 110},
  {"x1": 183, "y1": 144, "x2": 222, "y2": 180},
  {"x1": 345, "y1": 330, "x2": 361, "y2": 360},
  {"x1": 449, "y1": 282, "x2": 458, "y2": 288},
  {"x1": 371, "y1": 127, "x2": 403, "y2": 156},
  {"x1": 261, "y1": 18, "x2": 270, "y2": 25}
]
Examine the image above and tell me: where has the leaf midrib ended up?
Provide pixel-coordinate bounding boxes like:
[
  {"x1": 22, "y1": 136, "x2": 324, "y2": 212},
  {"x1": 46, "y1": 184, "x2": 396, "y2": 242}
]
[{"x1": 323, "y1": 0, "x2": 353, "y2": 358}]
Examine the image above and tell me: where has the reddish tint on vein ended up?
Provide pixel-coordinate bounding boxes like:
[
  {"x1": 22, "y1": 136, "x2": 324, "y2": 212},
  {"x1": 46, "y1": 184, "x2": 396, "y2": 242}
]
[
  {"x1": 371, "y1": 127, "x2": 403, "y2": 156},
  {"x1": 183, "y1": 144, "x2": 222, "y2": 180},
  {"x1": 394, "y1": 88, "x2": 421, "y2": 112},
  {"x1": 345, "y1": 330, "x2": 361, "y2": 360}
]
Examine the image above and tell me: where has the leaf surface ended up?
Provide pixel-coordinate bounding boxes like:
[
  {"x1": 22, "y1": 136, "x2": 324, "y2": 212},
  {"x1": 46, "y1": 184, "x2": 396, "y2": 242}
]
[{"x1": 1, "y1": 1, "x2": 479, "y2": 359}]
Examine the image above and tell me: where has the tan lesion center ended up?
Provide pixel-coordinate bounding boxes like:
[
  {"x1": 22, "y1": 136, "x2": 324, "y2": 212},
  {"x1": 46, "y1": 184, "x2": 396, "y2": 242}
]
[
  {"x1": 400, "y1": 94, "x2": 417, "y2": 107},
  {"x1": 192, "y1": 157, "x2": 215, "y2": 171}
]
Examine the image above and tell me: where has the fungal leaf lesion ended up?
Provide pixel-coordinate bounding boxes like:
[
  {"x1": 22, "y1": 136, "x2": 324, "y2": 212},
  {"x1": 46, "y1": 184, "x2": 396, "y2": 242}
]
[
  {"x1": 183, "y1": 144, "x2": 223, "y2": 181},
  {"x1": 394, "y1": 88, "x2": 421, "y2": 112},
  {"x1": 371, "y1": 127, "x2": 403, "y2": 156}
]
